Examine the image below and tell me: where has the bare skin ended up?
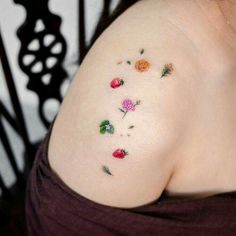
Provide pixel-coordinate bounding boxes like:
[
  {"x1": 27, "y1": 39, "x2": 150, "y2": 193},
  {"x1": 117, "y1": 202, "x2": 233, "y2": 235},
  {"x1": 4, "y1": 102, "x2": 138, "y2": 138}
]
[{"x1": 48, "y1": 0, "x2": 236, "y2": 208}]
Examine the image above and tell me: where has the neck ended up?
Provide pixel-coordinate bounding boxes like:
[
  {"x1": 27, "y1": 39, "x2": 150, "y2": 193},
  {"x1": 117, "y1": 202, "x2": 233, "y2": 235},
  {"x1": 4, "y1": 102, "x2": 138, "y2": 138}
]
[
  {"x1": 196, "y1": 0, "x2": 236, "y2": 50},
  {"x1": 216, "y1": 0, "x2": 236, "y2": 30}
]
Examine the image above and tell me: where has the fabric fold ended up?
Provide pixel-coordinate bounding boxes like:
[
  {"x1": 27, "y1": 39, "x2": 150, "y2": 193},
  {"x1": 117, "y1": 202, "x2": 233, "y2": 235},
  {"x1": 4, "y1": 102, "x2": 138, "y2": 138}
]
[{"x1": 25, "y1": 120, "x2": 236, "y2": 236}]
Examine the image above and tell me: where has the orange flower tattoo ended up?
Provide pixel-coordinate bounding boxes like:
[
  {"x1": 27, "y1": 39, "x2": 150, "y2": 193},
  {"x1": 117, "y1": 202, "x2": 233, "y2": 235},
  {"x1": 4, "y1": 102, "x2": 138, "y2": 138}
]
[{"x1": 135, "y1": 59, "x2": 150, "y2": 72}]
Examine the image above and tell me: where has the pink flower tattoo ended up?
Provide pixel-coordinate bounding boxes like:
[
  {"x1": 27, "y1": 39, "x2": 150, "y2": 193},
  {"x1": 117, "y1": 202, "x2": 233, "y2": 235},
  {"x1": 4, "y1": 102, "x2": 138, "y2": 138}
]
[{"x1": 119, "y1": 99, "x2": 141, "y2": 118}]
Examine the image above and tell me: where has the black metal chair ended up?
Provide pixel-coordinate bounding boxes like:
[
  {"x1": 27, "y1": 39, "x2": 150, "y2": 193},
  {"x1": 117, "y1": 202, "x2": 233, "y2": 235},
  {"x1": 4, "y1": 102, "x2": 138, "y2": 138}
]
[{"x1": 0, "y1": 1, "x2": 137, "y2": 235}]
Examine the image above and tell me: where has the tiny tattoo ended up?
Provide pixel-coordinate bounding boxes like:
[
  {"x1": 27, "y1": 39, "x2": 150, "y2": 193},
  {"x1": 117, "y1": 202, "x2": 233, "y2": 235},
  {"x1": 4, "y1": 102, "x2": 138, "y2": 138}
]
[
  {"x1": 99, "y1": 120, "x2": 114, "y2": 134},
  {"x1": 119, "y1": 99, "x2": 141, "y2": 119},
  {"x1": 112, "y1": 148, "x2": 128, "y2": 159},
  {"x1": 102, "y1": 165, "x2": 113, "y2": 175},
  {"x1": 127, "y1": 134, "x2": 131, "y2": 137},
  {"x1": 135, "y1": 59, "x2": 150, "y2": 72},
  {"x1": 110, "y1": 78, "x2": 124, "y2": 89},
  {"x1": 127, "y1": 60, "x2": 131, "y2": 65},
  {"x1": 160, "y1": 63, "x2": 174, "y2": 78},
  {"x1": 128, "y1": 125, "x2": 135, "y2": 129},
  {"x1": 140, "y1": 48, "x2": 145, "y2": 55}
]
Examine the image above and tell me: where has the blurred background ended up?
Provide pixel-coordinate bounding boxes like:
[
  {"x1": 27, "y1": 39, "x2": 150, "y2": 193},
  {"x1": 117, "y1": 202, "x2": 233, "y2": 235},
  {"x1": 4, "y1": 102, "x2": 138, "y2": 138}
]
[{"x1": 0, "y1": 0, "x2": 128, "y2": 235}]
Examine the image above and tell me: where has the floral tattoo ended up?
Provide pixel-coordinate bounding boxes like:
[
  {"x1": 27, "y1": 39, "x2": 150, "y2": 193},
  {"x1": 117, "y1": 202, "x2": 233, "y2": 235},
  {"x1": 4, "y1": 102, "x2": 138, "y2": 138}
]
[
  {"x1": 124, "y1": 49, "x2": 151, "y2": 72},
  {"x1": 160, "y1": 63, "x2": 174, "y2": 78},
  {"x1": 99, "y1": 120, "x2": 114, "y2": 134},
  {"x1": 119, "y1": 99, "x2": 141, "y2": 119},
  {"x1": 99, "y1": 49, "x2": 174, "y2": 176},
  {"x1": 135, "y1": 59, "x2": 150, "y2": 72}
]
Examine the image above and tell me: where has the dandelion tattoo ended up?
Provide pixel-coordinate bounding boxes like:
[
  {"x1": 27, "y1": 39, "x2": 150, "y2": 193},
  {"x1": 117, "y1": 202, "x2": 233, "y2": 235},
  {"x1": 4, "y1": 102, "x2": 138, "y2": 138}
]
[
  {"x1": 119, "y1": 99, "x2": 141, "y2": 119},
  {"x1": 160, "y1": 63, "x2": 174, "y2": 78}
]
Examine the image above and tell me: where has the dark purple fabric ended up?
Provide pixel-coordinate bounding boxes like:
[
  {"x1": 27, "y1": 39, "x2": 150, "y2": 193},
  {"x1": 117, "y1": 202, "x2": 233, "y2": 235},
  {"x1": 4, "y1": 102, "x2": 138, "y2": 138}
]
[{"x1": 25, "y1": 121, "x2": 236, "y2": 236}]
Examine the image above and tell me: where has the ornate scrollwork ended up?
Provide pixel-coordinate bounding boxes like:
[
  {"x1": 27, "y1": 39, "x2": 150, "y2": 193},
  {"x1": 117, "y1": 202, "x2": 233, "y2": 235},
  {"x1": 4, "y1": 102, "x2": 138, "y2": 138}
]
[{"x1": 14, "y1": 0, "x2": 67, "y2": 127}]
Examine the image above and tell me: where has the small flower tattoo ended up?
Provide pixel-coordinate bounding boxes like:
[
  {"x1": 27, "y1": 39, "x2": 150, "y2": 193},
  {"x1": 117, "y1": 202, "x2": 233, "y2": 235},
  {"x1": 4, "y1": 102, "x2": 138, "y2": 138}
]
[
  {"x1": 112, "y1": 148, "x2": 128, "y2": 159},
  {"x1": 119, "y1": 99, "x2": 141, "y2": 118},
  {"x1": 99, "y1": 120, "x2": 114, "y2": 134},
  {"x1": 102, "y1": 165, "x2": 113, "y2": 175},
  {"x1": 110, "y1": 78, "x2": 124, "y2": 89},
  {"x1": 135, "y1": 59, "x2": 150, "y2": 72},
  {"x1": 160, "y1": 63, "x2": 174, "y2": 78}
]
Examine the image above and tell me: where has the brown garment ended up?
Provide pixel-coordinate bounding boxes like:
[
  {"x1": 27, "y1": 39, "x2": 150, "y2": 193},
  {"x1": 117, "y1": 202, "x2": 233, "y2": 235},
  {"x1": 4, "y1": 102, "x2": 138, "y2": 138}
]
[{"x1": 25, "y1": 121, "x2": 236, "y2": 236}]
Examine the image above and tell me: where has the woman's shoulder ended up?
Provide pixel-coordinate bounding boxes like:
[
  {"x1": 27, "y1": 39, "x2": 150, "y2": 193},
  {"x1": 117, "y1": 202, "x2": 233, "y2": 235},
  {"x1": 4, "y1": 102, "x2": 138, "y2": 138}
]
[{"x1": 47, "y1": 0, "x2": 197, "y2": 208}]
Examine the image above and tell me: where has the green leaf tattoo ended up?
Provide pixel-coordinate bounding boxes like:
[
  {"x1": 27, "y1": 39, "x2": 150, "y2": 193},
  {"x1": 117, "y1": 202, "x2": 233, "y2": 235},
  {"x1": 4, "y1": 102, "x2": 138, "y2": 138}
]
[
  {"x1": 140, "y1": 48, "x2": 144, "y2": 55},
  {"x1": 102, "y1": 165, "x2": 113, "y2": 176},
  {"x1": 127, "y1": 60, "x2": 131, "y2": 65},
  {"x1": 100, "y1": 120, "x2": 109, "y2": 127},
  {"x1": 100, "y1": 126, "x2": 106, "y2": 134},
  {"x1": 119, "y1": 108, "x2": 125, "y2": 113},
  {"x1": 99, "y1": 120, "x2": 114, "y2": 134}
]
